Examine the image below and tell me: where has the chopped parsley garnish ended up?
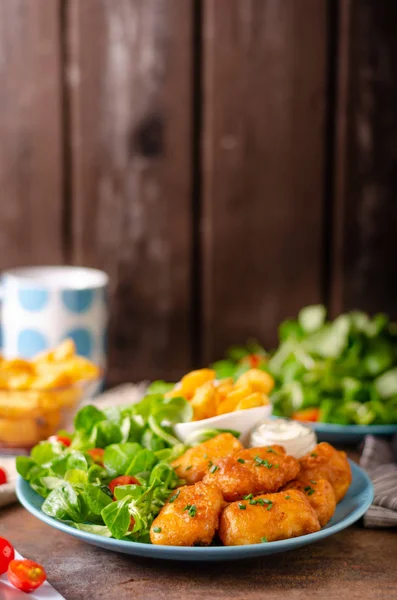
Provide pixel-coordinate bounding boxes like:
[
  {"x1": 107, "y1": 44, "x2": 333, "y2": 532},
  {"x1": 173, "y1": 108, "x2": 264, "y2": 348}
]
[
  {"x1": 258, "y1": 499, "x2": 273, "y2": 510},
  {"x1": 184, "y1": 504, "x2": 197, "y2": 517},
  {"x1": 243, "y1": 493, "x2": 253, "y2": 500},
  {"x1": 209, "y1": 464, "x2": 219, "y2": 474},
  {"x1": 208, "y1": 461, "x2": 213, "y2": 467},
  {"x1": 285, "y1": 495, "x2": 291, "y2": 500},
  {"x1": 237, "y1": 458, "x2": 245, "y2": 464},
  {"x1": 266, "y1": 448, "x2": 277, "y2": 454},
  {"x1": 307, "y1": 489, "x2": 315, "y2": 496},
  {"x1": 169, "y1": 490, "x2": 180, "y2": 503},
  {"x1": 249, "y1": 499, "x2": 258, "y2": 505},
  {"x1": 153, "y1": 527, "x2": 162, "y2": 533},
  {"x1": 185, "y1": 465, "x2": 192, "y2": 471},
  {"x1": 311, "y1": 453, "x2": 318, "y2": 457},
  {"x1": 304, "y1": 486, "x2": 315, "y2": 496},
  {"x1": 254, "y1": 456, "x2": 273, "y2": 468},
  {"x1": 261, "y1": 537, "x2": 268, "y2": 543},
  {"x1": 238, "y1": 503, "x2": 246, "y2": 510},
  {"x1": 274, "y1": 464, "x2": 279, "y2": 469},
  {"x1": 310, "y1": 480, "x2": 317, "y2": 484}
]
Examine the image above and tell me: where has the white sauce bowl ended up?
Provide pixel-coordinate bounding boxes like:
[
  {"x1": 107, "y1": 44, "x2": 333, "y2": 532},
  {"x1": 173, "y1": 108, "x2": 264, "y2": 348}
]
[
  {"x1": 174, "y1": 404, "x2": 272, "y2": 445},
  {"x1": 249, "y1": 418, "x2": 317, "y2": 457}
]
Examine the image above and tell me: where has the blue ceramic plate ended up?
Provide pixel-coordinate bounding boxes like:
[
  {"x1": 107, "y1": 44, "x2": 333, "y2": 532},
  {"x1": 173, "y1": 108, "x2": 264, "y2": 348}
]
[
  {"x1": 311, "y1": 423, "x2": 397, "y2": 444},
  {"x1": 16, "y1": 461, "x2": 373, "y2": 562}
]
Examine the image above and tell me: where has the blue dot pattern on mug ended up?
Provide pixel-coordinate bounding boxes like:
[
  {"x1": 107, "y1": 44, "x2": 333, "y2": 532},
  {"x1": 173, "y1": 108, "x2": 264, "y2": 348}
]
[
  {"x1": 62, "y1": 289, "x2": 94, "y2": 313},
  {"x1": 18, "y1": 288, "x2": 49, "y2": 311},
  {"x1": 64, "y1": 328, "x2": 93, "y2": 358},
  {"x1": 17, "y1": 329, "x2": 48, "y2": 358}
]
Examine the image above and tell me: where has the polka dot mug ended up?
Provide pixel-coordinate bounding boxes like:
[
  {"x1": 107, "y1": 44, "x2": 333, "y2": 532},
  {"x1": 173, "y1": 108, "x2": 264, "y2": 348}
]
[{"x1": 0, "y1": 266, "x2": 108, "y2": 369}]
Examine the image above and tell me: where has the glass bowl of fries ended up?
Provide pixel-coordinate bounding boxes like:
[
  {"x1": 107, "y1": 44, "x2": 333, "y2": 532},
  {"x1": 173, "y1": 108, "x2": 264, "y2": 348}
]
[{"x1": 0, "y1": 340, "x2": 101, "y2": 449}]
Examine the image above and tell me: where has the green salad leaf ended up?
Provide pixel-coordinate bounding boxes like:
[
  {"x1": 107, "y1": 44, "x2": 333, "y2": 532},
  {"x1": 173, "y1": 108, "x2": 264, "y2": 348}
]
[
  {"x1": 213, "y1": 306, "x2": 397, "y2": 425},
  {"x1": 104, "y1": 443, "x2": 142, "y2": 478},
  {"x1": 19, "y1": 389, "x2": 190, "y2": 544}
]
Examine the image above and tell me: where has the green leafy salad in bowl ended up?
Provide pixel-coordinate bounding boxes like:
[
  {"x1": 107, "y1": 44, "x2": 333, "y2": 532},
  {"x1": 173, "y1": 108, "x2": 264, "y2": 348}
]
[
  {"x1": 211, "y1": 305, "x2": 397, "y2": 426},
  {"x1": 16, "y1": 390, "x2": 218, "y2": 542}
]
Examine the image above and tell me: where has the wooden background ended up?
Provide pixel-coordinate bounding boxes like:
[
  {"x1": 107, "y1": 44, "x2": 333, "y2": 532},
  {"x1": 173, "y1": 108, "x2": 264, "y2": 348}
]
[{"x1": 1, "y1": 0, "x2": 397, "y2": 384}]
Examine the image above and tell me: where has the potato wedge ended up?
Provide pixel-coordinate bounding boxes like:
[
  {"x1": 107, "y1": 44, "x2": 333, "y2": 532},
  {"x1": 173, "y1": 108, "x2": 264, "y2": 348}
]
[
  {"x1": 191, "y1": 381, "x2": 217, "y2": 420},
  {"x1": 235, "y1": 368, "x2": 274, "y2": 394},
  {"x1": 235, "y1": 392, "x2": 268, "y2": 411}
]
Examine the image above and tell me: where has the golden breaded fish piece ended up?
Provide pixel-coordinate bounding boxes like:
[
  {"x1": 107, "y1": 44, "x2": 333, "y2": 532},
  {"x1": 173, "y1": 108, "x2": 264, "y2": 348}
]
[
  {"x1": 202, "y1": 446, "x2": 299, "y2": 502},
  {"x1": 150, "y1": 481, "x2": 224, "y2": 546},
  {"x1": 219, "y1": 489, "x2": 320, "y2": 546},
  {"x1": 283, "y1": 477, "x2": 336, "y2": 526},
  {"x1": 172, "y1": 433, "x2": 243, "y2": 485},
  {"x1": 299, "y1": 442, "x2": 352, "y2": 503}
]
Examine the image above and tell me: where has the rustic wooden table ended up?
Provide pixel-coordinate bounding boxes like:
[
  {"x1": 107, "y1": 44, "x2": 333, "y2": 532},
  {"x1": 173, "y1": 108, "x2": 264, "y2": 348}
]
[{"x1": 1, "y1": 452, "x2": 396, "y2": 600}]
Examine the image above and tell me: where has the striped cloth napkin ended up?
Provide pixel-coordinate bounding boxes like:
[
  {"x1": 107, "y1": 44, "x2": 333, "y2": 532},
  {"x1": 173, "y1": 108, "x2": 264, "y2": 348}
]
[{"x1": 360, "y1": 434, "x2": 397, "y2": 527}]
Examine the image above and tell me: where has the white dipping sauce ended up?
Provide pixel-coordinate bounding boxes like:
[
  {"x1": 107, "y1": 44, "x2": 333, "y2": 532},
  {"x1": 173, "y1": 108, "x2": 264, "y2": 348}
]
[{"x1": 250, "y1": 418, "x2": 317, "y2": 458}]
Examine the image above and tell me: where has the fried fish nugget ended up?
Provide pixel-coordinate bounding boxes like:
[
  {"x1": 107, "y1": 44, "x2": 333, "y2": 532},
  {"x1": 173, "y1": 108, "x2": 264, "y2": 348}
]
[
  {"x1": 219, "y1": 489, "x2": 320, "y2": 546},
  {"x1": 283, "y1": 477, "x2": 336, "y2": 526},
  {"x1": 172, "y1": 433, "x2": 243, "y2": 485},
  {"x1": 150, "y1": 481, "x2": 224, "y2": 546},
  {"x1": 299, "y1": 442, "x2": 352, "y2": 502},
  {"x1": 203, "y1": 446, "x2": 299, "y2": 502}
]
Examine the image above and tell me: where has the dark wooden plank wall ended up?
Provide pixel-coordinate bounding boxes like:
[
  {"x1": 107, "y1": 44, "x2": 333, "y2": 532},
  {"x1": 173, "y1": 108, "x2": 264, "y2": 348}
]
[
  {"x1": 202, "y1": 0, "x2": 327, "y2": 361},
  {"x1": 1, "y1": 0, "x2": 397, "y2": 381},
  {"x1": 65, "y1": 0, "x2": 193, "y2": 383},
  {"x1": 0, "y1": 0, "x2": 64, "y2": 267},
  {"x1": 331, "y1": 0, "x2": 397, "y2": 320}
]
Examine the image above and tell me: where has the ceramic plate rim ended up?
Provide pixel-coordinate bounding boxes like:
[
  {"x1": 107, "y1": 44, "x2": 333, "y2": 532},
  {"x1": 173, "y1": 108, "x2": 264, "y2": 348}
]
[
  {"x1": 311, "y1": 423, "x2": 397, "y2": 434},
  {"x1": 16, "y1": 461, "x2": 373, "y2": 561}
]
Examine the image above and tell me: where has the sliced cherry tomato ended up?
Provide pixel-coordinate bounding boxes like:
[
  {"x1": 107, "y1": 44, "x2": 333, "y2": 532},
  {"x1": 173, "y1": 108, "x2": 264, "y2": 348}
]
[
  {"x1": 56, "y1": 435, "x2": 72, "y2": 447},
  {"x1": 0, "y1": 537, "x2": 15, "y2": 574},
  {"x1": 7, "y1": 559, "x2": 46, "y2": 593},
  {"x1": 292, "y1": 408, "x2": 320, "y2": 422},
  {"x1": 87, "y1": 448, "x2": 105, "y2": 466},
  {"x1": 109, "y1": 475, "x2": 140, "y2": 498},
  {"x1": 0, "y1": 467, "x2": 7, "y2": 485}
]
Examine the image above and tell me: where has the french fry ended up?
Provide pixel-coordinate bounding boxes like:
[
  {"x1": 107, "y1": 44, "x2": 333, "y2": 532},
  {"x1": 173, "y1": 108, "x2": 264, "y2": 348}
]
[
  {"x1": 179, "y1": 369, "x2": 215, "y2": 399},
  {"x1": 235, "y1": 368, "x2": 274, "y2": 394},
  {"x1": 0, "y1": 417, "x2": 39, "y2": 446},
  {"x1": 0, "y1": 339, "x2": 99, "y2": 447},
  {"x1": 0, "y1": 391, "x2": 40, "y2": 418},
  {"x1": 235, "y1": 392, "x2": 267, "y2": 411},
  {"x1": 216, "y1": 377, "x2": 234, "y2": 398},
  {"x1": 190, "y1": 381, "x2": 217, "y2": 420}
]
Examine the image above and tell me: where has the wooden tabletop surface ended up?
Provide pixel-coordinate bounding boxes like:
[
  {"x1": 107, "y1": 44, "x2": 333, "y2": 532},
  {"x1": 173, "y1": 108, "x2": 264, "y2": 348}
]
[{"x1": 1, "y1": 452, "x2": 396, "y2": 600}]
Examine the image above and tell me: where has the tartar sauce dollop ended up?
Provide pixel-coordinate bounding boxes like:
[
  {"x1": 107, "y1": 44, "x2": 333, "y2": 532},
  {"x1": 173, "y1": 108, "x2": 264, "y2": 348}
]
[{"x1": 249, "y1": 418, "x2": 317, "y2": 458}]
